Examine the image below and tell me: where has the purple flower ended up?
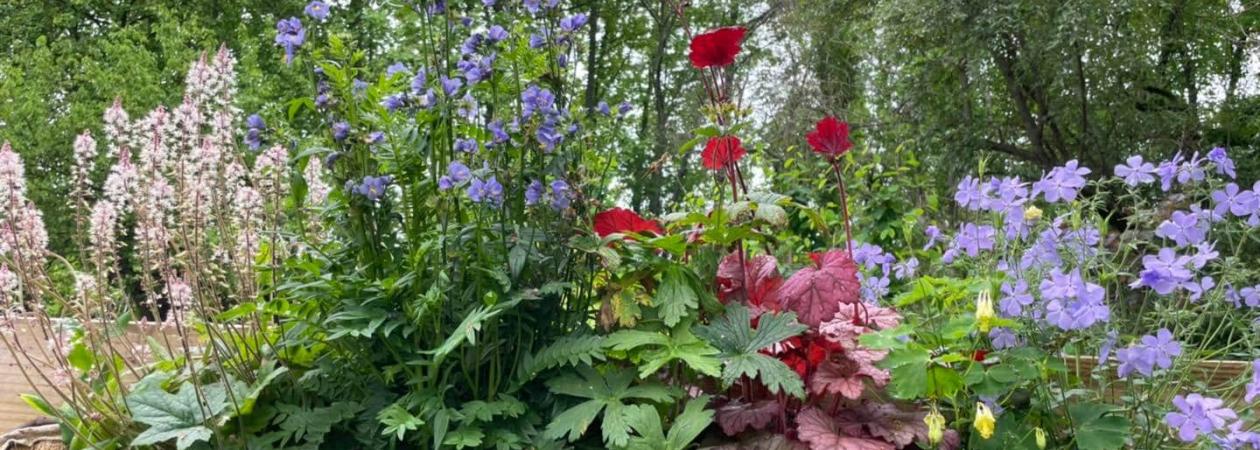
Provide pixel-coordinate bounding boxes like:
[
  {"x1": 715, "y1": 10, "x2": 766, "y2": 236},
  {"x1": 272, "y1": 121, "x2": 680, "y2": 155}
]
[
  {"x1": 415, "y1": 89, "x2": 437, "y2": 109},
  {"x1": 351, "y1": 175, "x2": 393, "y2": 201},
  {"x1": 455, "y1": 137, "x2": 479, "y2": 154},
  {"x1": 954, "y1": 176, "x2": 987, "y2": 211},
  {"x1": 618, "y1": 101, "x2": 632, "y2": 115},
  {"x1": 366, "y1": 131, "x2": 385, "y2": 145},
  {"x1": 275, "y1": 17, "x2": 305, "y2": 65},
  {"x1": 467, "y1": 176, "x2": 504, "y2": 204},
  {"x1": 352, "y1": 78, "x2": 369, "y2": 97},
  {"x1": 458, "y1": 54, "x2": 496, "y2": 84},
  {"x1": 1212, "y1": 183, "x2": 1258, "y2": 218},
  {"x1": 951, "y1": 223, "x2": 995, "y2": 257},
  {"x1": 1208, "y1": 147, "x2": 1237, "y2": 179},
  {"x1": 559, "y1": 13, "x2": 589, "y2": 33},
  {"x1": 521, "y1": 85, "x2": 556, "y2": 119},
  {"x1": 1156, "y1": 210, "x2": 1207, "y2": 247},
  {"x1": 536, "y1": 121, "x2": 563, "y2": 151},
  {"x1": 1165, "y1": 394, "x2": 1236, "y2": 442},
  {"x1": 1143, "y1": 328, "x2": 1182, "y2": 370},
  {"x1": 1188, "y1": 242, "x2": 1218, "y2": 269},
  {"x1": 1216, "y1": 421, "x2": 1260, "y2": 449},
  {"x1": 1157, "y1": 153, "x2": 1184, "y2": 191},
  {"x1": 1114, "y1": 155, "x2": 1157, "y2": 186},
  {"x1": 989, "y1": 327, "x2": 1019, "y2": 349},
  {"x1": 524, "y1": 179, "x2": 544, "y2": 205},
  {"x1": 1042, "y1": 269, "x2": 1109, "y2": 330},
  {"x1": 1246, "y1": 360, "x2": 1260, "y2": 403},
  {"x1": 1098, "y1": 330, "x2": 1118, "y2": 361},
  {"x1": 1178, "y1": 152, "x2": 1207, "y2": 185},
  {"x1": 381, "y1": 94, "x2": 406, "y2": 112},
  {"x1": 1116, "y1": 330, "x2": 1179, "y2": 378},
  {"x1": 304, "y1": 1, "x2": 330, "y2": 21},
  {"x1": 440, "y1": 76, "x2": 462, "y2": 96},
  {"x1": 439, "y1": 161, "x2": 471, "y2": 191},
  {"x1": 410, "y1": 69, "x2": 428, "y2": 94},
  {"x1": 487, "y1": 25, "x2": 509, "y2": 43},
  {"x1": 246, "y1": 114, "x2": 266, "y2": 130},
  {"x1": 1132, "y1": 247, "x2": 1194, "y2": 295},
  {"x1": 487, "y1": 121, "x2": 510, "y2": 146},
  {"x1": 524, "y1": 0, "x2": 542, "y2": 14},
  {"x1": 483, "y1": 0, "x2": 496, "y2": 6},
  {"x1": 461, "y1": 33, "x2": 485, "y2": 56},
  {"x1": 998, "y1": 280, "x2": 1034, "y2": 317},
  {"x1": 386, "y1": 62, "x2": 410, "y2": 77},
  {"x1": 331, "y1": 121, "x2": 350, "y2": 141},
  {"x1": 1184, "y1": 276, "x2": 1215, "y2": 301},
  {"x1": 528, "y1": 32, "x2": 547, "y2": 49},
  {"x1": 892, "y1": 257, "x2": 919, "y2": 280},
  {"x1": 923, "y1": 225, "x2": 941, "y2": 250},
  {"x1": 550, "y1": 179, "x2": 571, "y2": 211},
  {"x1": 1032, "y1": 159, "x2": 1090, "y2": 203},
  {"x1": 456, "y1": 93, "x2": 479, "y2": 120},
  {"x1": 860, "y1": 274, "x2": 891, "y2": 304}
]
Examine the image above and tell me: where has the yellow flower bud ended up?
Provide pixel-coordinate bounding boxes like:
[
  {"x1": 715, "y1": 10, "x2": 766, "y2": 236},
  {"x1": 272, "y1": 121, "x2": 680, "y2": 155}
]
[
  {"x1": 974, "y1": 402, "x2": 996, "y2": 439},
  {"x1": 1035, "y1": 427, "x2": 1047, "y2": 449},
  {"x1": 924, "y1": 407, "x2": 946, "y2": 445},
  {"x1": 975, "y1": 290, "x2": 995, "y2": 332},
  {"x1": 1024, "y1": 205, "x2": 1043, "y2": 221}
]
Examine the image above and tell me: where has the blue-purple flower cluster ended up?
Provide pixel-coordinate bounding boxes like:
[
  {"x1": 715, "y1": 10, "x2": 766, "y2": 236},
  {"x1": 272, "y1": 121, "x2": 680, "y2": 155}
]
[{"x1": 1115, "y1": 328, "x2": 1180, "y2": 378}]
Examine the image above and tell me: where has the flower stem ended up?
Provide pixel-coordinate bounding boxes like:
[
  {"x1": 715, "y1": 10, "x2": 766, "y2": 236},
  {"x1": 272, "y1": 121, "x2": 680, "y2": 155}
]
[{"x1": 831, "y1": 160, "x2": 854, "y2": 255}]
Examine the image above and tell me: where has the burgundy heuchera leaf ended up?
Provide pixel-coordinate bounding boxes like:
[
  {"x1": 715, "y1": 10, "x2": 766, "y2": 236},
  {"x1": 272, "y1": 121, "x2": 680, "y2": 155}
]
[
  {"x1": 796, "y1": 407, "x2": 895, "y2": 450},
  {"x1": 716, "y1": 399, "x2": 783, "y2": 436},
  {"x1": 809, "y1": 358, "x2": 890, "y2": 399},
  {"x1": 716, "y1": 252, "x2": 783, "y2": 309},
  {"x1": 780, "y1": 250, "x2": 861, "y2": 327}
]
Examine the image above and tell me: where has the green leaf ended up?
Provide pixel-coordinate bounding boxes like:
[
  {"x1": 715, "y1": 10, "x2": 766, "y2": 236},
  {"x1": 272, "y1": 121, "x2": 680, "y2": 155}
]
[
  {"x1": 544, "y1": 366, "x2": 676, "y2": 446},
  {"x1": 1069, "y1": 403, "x2": 1130, "y2": 450},
  {"x1": 378, "y1": 403, "x2": 424, "y2": 441},
  {"x1": 443, "y1": 426, "x2": 485, "y2": 449},
  {"x1": 606, "y1": 328, "x2": 721, "y2": 378},
  {"x1": 694, "y1": 305, "x2": 808, "y2": 398},
  {"x1": 127, "y1": 379, "x2": 228, "y2": 449},
  {"x1": 621, "y1": 395, "x2": 713, "y2": 450},
  {"x1": 66, "y1": 342, "x2": 94, "y2": 373},
  {"x1": 654, "y1": 266, "x2": 699, "y2": 328}
]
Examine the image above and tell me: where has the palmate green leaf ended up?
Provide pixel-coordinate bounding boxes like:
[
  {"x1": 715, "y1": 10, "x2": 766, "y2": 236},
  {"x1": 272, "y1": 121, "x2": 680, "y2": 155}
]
[
  {"x1": 544, "y1": 366, "x2": 677, "y2": 447},
  {"x1": 694, "y1": 305, "x2": 808, "y2": 398},
  {"x1": 127, "y1": 377, "x2": 229, "y2": 449},
  {"x1": 605, "y1": 328, "x2": 721, "y2": 378},
  {"x1": 377, "y1": 403, "x2": 424, "y2": 441},
  {"x1": 517, "y1": 333, "x2": 608, "y2": 382},
  {"x1": 1069, "y1": 403, "x2": 1130, "y2": 450},
  {"x1": 620, "y1": 395, "x2": 713, "y2": 450},
  {"x1": 460, "y1": 394, "x2": 526, "y2": 422},
  {"x1": 655, "y1": 266, "x2": 700, "y2": 327},
  {"x1": 443, "y1": 426, "x2": 485, "y2": 449}
]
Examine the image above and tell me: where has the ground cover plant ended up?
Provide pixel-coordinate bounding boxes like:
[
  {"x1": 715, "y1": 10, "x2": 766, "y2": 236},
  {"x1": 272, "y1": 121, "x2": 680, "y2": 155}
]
[{"x1": 1, "y1": 1, "x2": 1260, "y2": 450}]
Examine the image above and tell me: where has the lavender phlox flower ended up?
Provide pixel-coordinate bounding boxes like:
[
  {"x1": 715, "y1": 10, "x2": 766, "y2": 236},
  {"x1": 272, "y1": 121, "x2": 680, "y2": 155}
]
[
  {"x1": 1115, "y1": 155, "x2": 1157, "y2": 186},
  {"x1": 304, "y1": 1, "x2": 330, "y2": 21},
  {"x1": 951, "y1": 223, "x2": 996, "y2": 257},
  {"x1": 923, "y1": 225, "x2": 942, "y2": 250},
  {"x1": 860, "y1": 274, "x2": 890, "y2": 304},
  {"x1": 1156, "y1": 210, "x2": 1207, "y2": 247},
  {"x1": 892, "y1": 257, "x2": 918, "y2": 280},
  {"x1": 1116, "y1": 329, "x2": 1179, "y2": 378},
  {"x1": 1215, "y1": 420, "x2": 1260, "y2": 450},
  {"x1": 1177, "y1": 152, "x2": 1207, "y2": 185},
  {"x1": 549, "y1": 179, "x2": 571, "y2": 211},
  {"x1": 999, "y1": 280, "x2": 1034, "y2": 317},
  {"x1": 1032, "y1": 159, "x2": 1090, "y2": 203},
  {"x1": 1213, "y1": 183, "x2": 1258, "y2": 218},
  {"x1": 1042, "y1": 269, "x2": 1109, "y2": 330},
  {"x1": 275, "y1": 18, "x2": 305, "y2": 65},
  {"x1": 1132, "y1": 247, "x2": 1194, "y2": 295},
  {"x1": 1157, "y1": 152, "x2": 1184, "y2": 191},
  {"x1": 524, "y1": 179, "x2": 544, "y2": 205},
  {"x1": 1208, "y1": 147, "x2": 1237, "y2": 179},
  {"x1": 1098, "y1": 330, "x2": 1118, "y2": 361},
  {"x1": 1165, "y1": 394, "x2": 1236, "y2": 442},
  {"x1": 954, "y1": 175, "x2": 987, "y2": 211},
  {"x1": 853, "y1": 243, "x2": 891, "y2": 270},
  {"x1": 989, "y1": 327, "x2": 1019, "y2": 349},
  {"x1": 1184, "y1": 276, "x2": 1215, "y2": 302}
]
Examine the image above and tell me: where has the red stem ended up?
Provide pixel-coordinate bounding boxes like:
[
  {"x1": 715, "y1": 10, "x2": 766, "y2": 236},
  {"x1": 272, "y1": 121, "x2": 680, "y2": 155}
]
[{"x1": 831, "y1": 160, "x2": 854, "y2": 255}]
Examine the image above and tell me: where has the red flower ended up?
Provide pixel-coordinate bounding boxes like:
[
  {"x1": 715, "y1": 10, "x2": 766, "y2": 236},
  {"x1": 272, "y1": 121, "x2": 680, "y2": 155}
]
[
  {"x1": 972, "y1": 349, "x2": 988, "y2": 362},
  {"x1": 688, "y1": 27, "x2": 747, "y2": 69},
  {"x1": 701, "y1": 136, "x2": 747, "y2": 170},
  {"x1": 806, "y1": 116, "x2": 853, "y2": 157},
  {"x1": 593, "y1": 207, "x2": 664, "y2": 238}
]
